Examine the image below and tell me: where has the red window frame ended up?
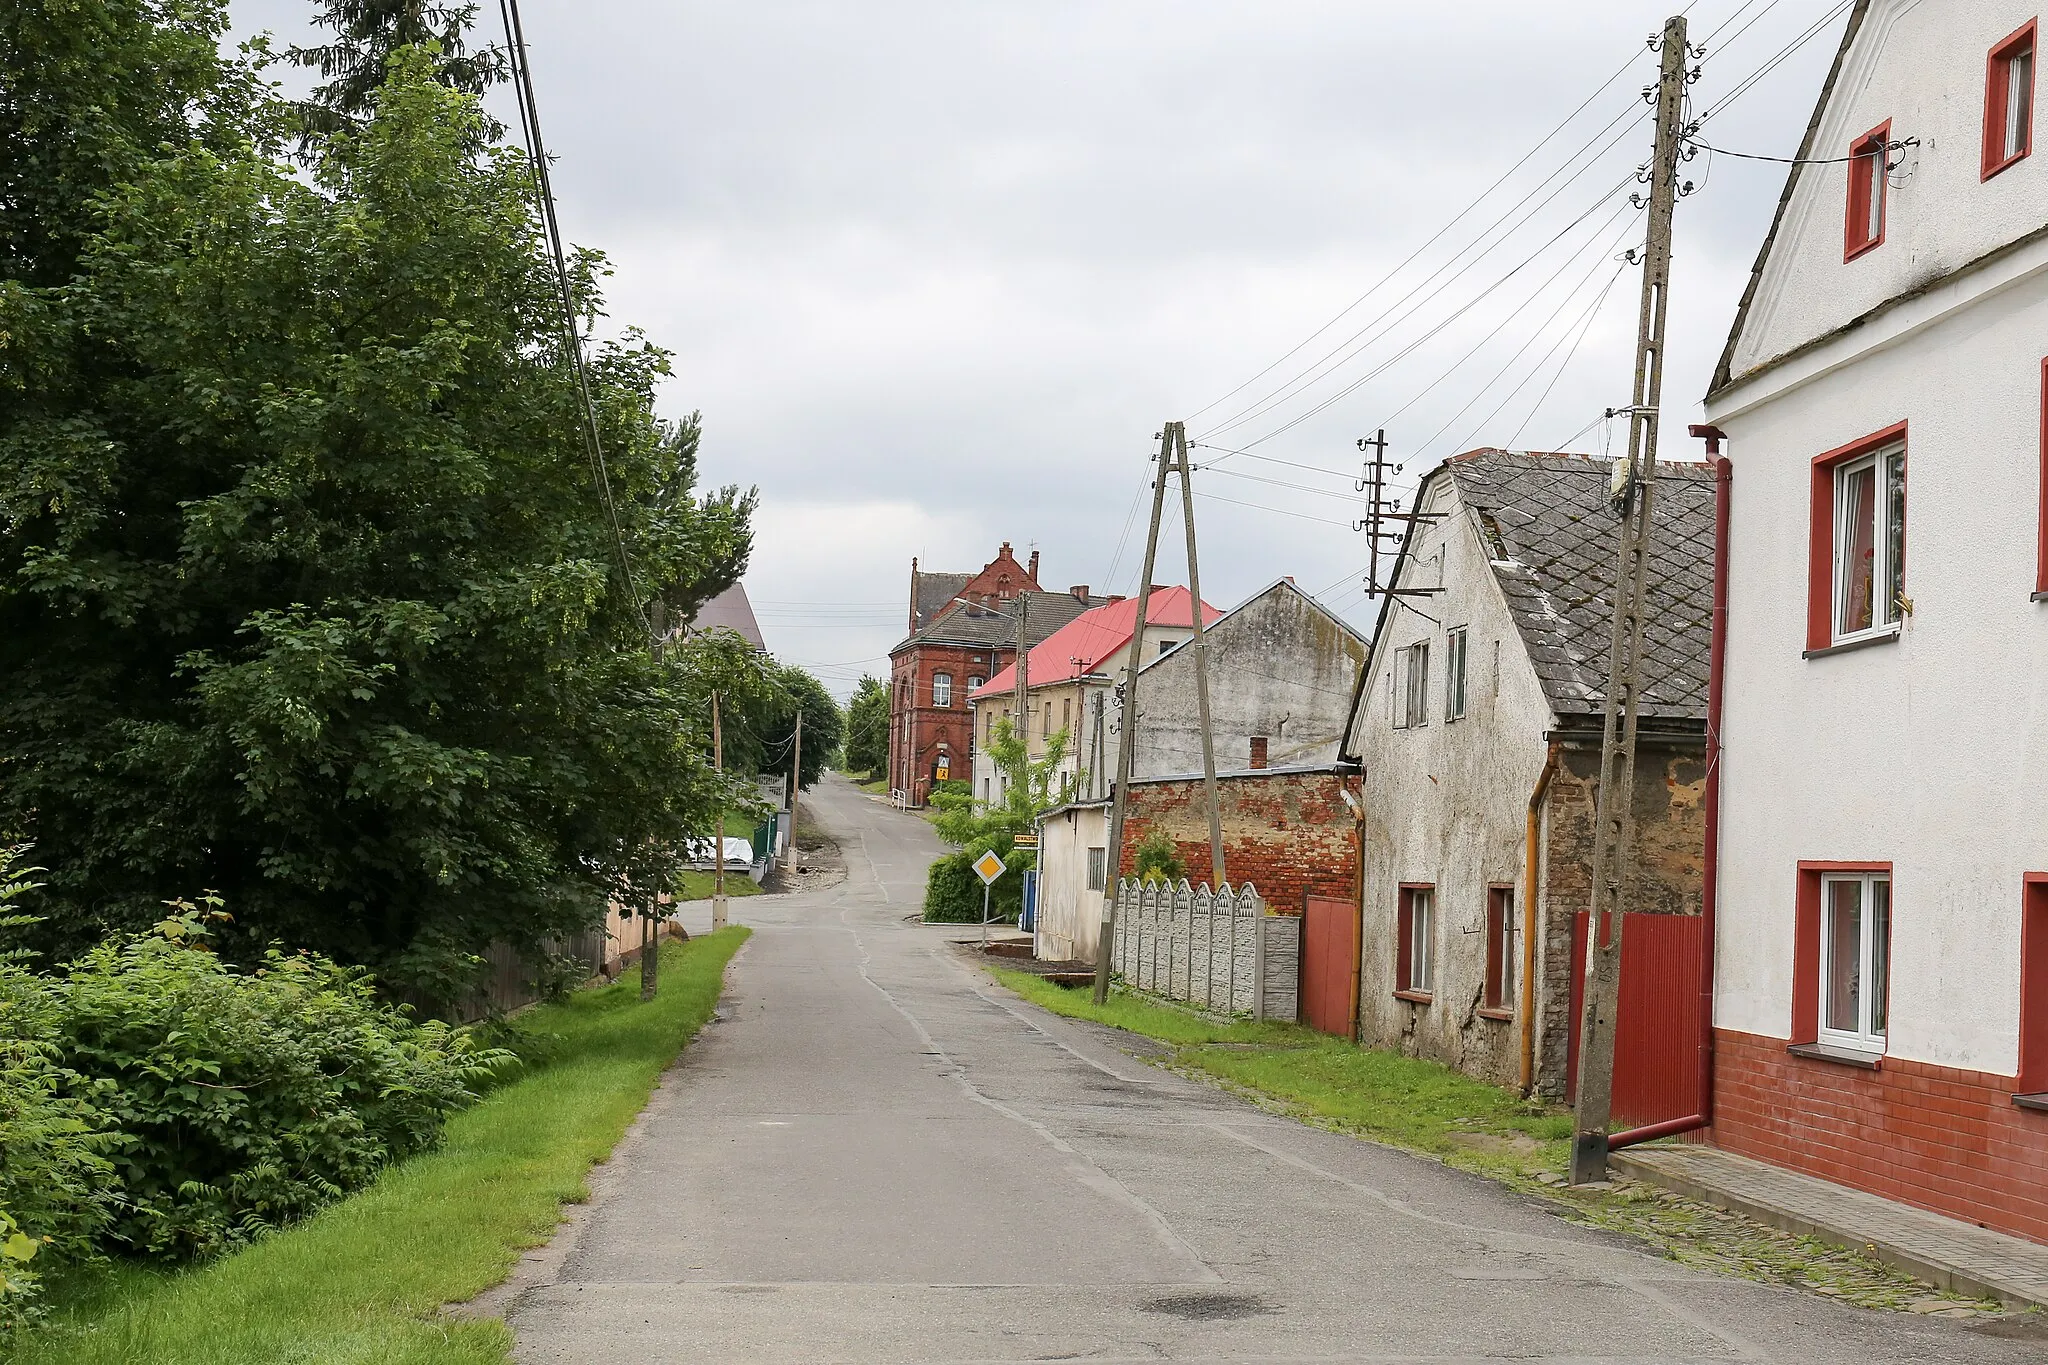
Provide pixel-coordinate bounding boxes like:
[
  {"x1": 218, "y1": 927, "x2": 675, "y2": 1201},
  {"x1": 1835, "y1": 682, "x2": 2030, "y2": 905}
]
[
  {"x1": 1984, "y1": 20, "x2": 2038, "y2": 180},
  {"x1": 1791, "y1": 860, "x2": 1893, "y2": 1049},
  {"x1": 2022, "y1": 875, "x2": 2048, "y2": 1094},
  {"x1": 1806, "y1": 421, "x2": 1909, "y2": 651},
  {"x1": 1482, "y1": 885, "x2": 1515, "y2": 1016},
  {"x1": 1844, "y1": 121, "x2": 1891, "y2": 261},
  {"x1": 1396, "y1": 883, "x2": 1434, "y2": 1003}
]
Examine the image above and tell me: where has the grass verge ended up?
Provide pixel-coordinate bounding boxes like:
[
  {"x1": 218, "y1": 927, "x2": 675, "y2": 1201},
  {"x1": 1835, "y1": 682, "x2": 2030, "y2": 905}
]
[
  {"x1": 987, "y1": 968, "x2": 2010, "y2": 1318},
  {"x1": 672, "y1": 869, "x2": 762, "y2": 902},
  {"x1": 18, "y1": 927, "x2": 752, "y2": 1365}
]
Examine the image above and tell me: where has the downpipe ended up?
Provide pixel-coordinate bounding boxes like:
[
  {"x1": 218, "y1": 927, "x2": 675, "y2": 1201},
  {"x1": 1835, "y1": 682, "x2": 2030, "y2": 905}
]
[{"x1": 1519, "y1": 742, "x2": 1561, "y2": 1097}]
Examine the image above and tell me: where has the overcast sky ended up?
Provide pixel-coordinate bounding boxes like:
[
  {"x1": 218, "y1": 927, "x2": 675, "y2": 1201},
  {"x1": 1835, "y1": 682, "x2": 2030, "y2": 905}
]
[{"x1": 229, "y1": 0, "x2": 1849, "y2": 698}]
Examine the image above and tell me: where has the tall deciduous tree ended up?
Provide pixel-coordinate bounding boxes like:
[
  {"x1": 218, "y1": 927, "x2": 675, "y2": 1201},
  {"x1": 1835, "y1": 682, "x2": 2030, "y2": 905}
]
[
  {"x1": 843, "y1": 675, "x2": 888, "y2": 779},
  {"x1": 0, "y1": 8, "x2": 754, "y2": 992}
]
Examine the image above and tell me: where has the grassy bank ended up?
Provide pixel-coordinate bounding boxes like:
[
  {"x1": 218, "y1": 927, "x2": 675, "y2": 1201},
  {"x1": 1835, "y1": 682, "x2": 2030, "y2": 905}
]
[
  {"x1": 672, "y1": 869, "x2": 762, "y2": 902},
  {"x1": 989, "y1": 967, "x2": 1565, "y2": 1173},
  {"x1": 988, "y1": 967, "x2": 2008, "y2": 1315},
  {"x1": 18, "y1": 928, "x2": 751, "y2": 1365}
]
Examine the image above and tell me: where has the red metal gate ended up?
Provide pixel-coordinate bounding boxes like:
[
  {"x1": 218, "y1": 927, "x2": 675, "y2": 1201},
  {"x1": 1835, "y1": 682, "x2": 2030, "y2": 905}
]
[
  {"x1": 1301, "y1": 896, "x2": 1357, "y2": 1037},
  {"x1": 1565, "y1": 912, "x2": 1704, "y2": 1130}
]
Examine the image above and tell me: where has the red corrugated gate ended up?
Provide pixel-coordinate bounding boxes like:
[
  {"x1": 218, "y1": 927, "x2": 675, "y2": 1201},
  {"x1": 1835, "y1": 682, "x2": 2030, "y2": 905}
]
[
  {"x1": 1565, "y1": 912, "x2": 1704, "y2": 1130},
  {"x1": 1301, "y1": 896, "x2": 1356, "y2": 1036}
]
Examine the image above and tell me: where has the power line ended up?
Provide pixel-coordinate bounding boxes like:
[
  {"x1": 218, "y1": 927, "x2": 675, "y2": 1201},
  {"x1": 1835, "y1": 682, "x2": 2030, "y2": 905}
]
[
  {"x1": 1180, "y1": 6, "x2": 1698, "y2": 429},
  {"x1": 1226, "y1": 165, "x2": 1645, "y2": 452},
  {"x1": 497, "y1": 0, "x2": 647, "y2": 634},
  {"x1": 1505, "y1": 262, "x2": 1631, "y2": 450},
  {"x1": 1696, "y1": 0, "x2": 1855, "y2": 126},
  {"x1": 1196, "y1": 110, "x2": 1652, "y2": 445},
  {"x1": 1193, "y1": 491, "x2": 1355, "y2": 527}
]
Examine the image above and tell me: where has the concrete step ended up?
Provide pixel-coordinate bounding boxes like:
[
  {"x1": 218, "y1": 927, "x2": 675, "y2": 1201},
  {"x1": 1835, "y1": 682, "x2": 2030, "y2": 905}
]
[{"x1": 1613, "y1": 1144, "x2": 2048, "y2": 1309}]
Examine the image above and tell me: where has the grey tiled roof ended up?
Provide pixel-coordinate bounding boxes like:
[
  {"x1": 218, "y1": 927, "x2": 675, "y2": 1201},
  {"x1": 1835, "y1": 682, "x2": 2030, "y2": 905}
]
[
  {"x1": 893, "y1": 590, "x2": 1100, "y2": 655},
  {"x1": 1447, "y1": 450, "x2": 1716, "y2": 724},
  {"x1": 911, "y1": 572, "x2": 972, "y2": 632}
]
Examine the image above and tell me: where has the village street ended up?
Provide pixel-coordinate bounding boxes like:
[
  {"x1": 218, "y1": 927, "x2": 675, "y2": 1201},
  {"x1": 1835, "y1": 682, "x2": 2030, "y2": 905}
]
[{"x1": 506, "y1": 774, "x2": 2032, "y2": 1364}]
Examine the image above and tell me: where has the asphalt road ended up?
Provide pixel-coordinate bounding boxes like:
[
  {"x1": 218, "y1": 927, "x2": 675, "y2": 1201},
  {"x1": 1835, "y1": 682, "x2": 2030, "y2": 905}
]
[{"x1": 507, "y1": 773, "x2": 2037, "y2": 1363}]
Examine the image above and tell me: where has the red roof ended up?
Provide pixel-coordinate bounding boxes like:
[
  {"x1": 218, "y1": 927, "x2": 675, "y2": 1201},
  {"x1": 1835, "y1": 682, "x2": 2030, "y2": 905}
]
[{"x1": 969, "y1": 587, "x2": 1220, "y2": 700}]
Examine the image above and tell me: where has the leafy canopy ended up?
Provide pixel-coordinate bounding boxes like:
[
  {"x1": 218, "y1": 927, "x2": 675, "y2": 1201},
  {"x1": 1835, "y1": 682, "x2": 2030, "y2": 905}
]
[
  {"x1": 0, "y1": 4, "x2": 754, "y2": 987},
  {"x1": 842, "y1": 675, "x2": 888, "y2": 778}
]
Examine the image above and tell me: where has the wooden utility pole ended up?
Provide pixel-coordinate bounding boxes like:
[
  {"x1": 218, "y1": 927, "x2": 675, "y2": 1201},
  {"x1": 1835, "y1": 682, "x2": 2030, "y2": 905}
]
[
  {"x1": 1570, "y1": 13, "x2": 1691, "y2": 1186},
  {"x1": 1171, "y1": 427, "x2": 1226, "y2": 890},
  {"x1": 1091, "y1": 421, "x2": 1225, "y2": 1002},
  {"x1": 712, "y1": 691, "x2": 728, "y2": 932},
  {"x1": 1011, "y1": 593, "x2": 1030, "y2": 800},
  {"x1": 790, "y1": 709, "x2": 803, "y2": 868}
]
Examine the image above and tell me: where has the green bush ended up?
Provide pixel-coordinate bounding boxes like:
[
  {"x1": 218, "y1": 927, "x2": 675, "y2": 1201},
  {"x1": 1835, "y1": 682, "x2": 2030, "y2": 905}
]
[
  {"x1": 39, "y1": 907, "x2": 506, "y2": 1261},
  {"x1": 922, "y1": 848, "x2": 1031, "y2": 924},
  {"x1": 1132, "y1": 828, "x2": 1187, "y2": 885}
]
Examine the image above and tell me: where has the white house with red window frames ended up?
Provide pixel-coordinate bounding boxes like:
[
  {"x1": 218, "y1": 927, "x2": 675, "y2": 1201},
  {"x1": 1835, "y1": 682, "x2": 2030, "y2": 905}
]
[{"x1": 1701, "y1": 0, "x2": 2048, "y2": 1247}]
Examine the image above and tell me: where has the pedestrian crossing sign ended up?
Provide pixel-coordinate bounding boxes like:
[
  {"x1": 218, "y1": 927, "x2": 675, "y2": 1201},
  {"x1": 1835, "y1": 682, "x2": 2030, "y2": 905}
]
[{"x1": 973, "y1": 851, "x2": 1006, "y2": 885}]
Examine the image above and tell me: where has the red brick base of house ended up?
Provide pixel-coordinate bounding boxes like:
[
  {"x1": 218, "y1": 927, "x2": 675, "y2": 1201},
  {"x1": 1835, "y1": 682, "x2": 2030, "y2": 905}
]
[
  {"x1": 1118, "y1": 768, "x2": 1359, "y2": 913},
  {"x1": 1710, "y1": 1026, "x2": 2048, "y2": 1246}
]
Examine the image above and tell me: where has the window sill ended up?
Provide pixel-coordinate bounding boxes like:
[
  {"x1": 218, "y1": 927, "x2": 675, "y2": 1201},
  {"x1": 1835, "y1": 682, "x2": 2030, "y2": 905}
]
[
  {"x1": 2033, "y1": 590, "x2": 2048, "y2": 603},
  {"x1": 1476, "y1": 1006, "x2": 1514, "y2": 1022},
  {"x1": 2014, "y1": 1092, "x2": 2048, "y2": 1114},
  {"x1": 1394, "y1": 989, "x2": 1435, "y2": 1005},
  {"x1": 1787, "y1": 1041, "x2": 1884, "y2": 1070},
  {"x1": 1803, "y1": 630, "x2": 1900, "y2": 661}
]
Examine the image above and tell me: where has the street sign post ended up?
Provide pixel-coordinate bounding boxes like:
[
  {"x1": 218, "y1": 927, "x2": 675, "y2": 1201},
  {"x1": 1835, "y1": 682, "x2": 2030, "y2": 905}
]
[{"x1": 973, "y1": 850, "x2": 1006, "y2": 945}]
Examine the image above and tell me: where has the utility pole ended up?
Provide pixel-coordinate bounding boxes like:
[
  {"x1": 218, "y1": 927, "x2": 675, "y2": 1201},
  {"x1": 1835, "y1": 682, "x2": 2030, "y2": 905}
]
[
  {"x1": 1011, "y1": 593, "x2": 1030, "y2": 802},
  {"x1": 1170, "y1": 428, "x2": 1226, "y2": 890},
  {"x1": 712, "y1": 691, "x2": 728, "y2": 933},
  {"x1": 790, "y1": 709, "x2": 803, "y2": 869},
  {"x1": 1094, "y1": 427, "x2": 1172, "y2": 1005},
  {"x1": 1091, "y1": 421, "x2": 1226, "y2": 1000},
  {"x1": 1570, "y1": 13, "x2": 1691, "y2": 1186}
]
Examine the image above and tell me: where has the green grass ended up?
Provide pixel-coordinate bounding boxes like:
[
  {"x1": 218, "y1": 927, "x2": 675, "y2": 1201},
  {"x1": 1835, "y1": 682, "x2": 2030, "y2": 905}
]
[
  {"x1": 17, "y1": 927, "x2": 751, "y2": 1365},
  {"x1": 987, "y1": 967, "x2": 1568, "y2": 1176},
  {"x1": 672, "y1": 869, "x2": 762, "y2": 902}
]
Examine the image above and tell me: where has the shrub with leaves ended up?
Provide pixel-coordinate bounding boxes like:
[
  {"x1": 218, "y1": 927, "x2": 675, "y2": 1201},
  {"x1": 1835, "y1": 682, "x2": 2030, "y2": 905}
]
[
  {"x1": 1131, "y1": 828, "x2": 1187, "y2": 885},
  {"x1": 45, "y1": 903, "x2": 507, "y2": 1259},
  {"x1": 0, "y1": 849, "x2": 114, "y2": 1339}
]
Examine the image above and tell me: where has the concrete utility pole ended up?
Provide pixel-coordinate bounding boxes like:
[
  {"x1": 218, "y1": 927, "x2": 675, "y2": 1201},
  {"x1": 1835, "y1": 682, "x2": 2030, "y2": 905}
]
[
  {"x1": 1092, "y1": 421, "x2": 1225, "y2": 1003},
  {"x1": 1171, "y1": 428, "x2": 1226, "y2": 891},
  {"x1": 712, "y1": 691, "x2": 729, "y2": 933},
  {"x1": 1570, "y1": 13, "x2": 1692, "y2": 1186},
  {"x1": 790, "y1": 709, "x2": 803, "y2": 868}
]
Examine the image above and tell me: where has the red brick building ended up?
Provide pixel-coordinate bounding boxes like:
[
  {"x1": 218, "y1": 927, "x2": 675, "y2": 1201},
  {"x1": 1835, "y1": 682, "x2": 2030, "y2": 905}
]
[{"x1": 887, "y1": 543, "x2": 1102, "y2": 805}]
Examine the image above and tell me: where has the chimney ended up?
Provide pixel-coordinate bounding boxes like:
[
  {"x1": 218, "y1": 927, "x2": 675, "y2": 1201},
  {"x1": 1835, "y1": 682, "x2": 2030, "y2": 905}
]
[
  {"x1": 1028, "y1": 550, "x2": 1041, "y2": 581},
  {"x1": 1249, "y1": 737, "x2": 1269, "y2": 770},
  {"x1": 1069, "y1": 584, "x2": 1089, "y2": 602},
  {"x1": 999, "y1": 540, "x2": 1012, "y2": 559}
]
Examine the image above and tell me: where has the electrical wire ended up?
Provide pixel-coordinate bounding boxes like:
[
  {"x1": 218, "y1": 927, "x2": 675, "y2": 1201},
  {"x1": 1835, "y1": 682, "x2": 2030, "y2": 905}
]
[
  {"x1": 1505, "y1": 261, "x2": 1630, "y2": 450},
  {"x1": 1181, "y1": 3, "x2": 1711, "y2": 429},
  {"x1": 1430, "y1": 248, "x2": 1635, "y2": 459},
  {"x1": 1224, "y1": 165, "x2": 1645, "y2": 452},
  {"x1": 1196, "y1": 109, "x2": 1653, "y2": 445},
  {"x1": 497, "y1": 0, "x2": 647, "y2": 633},
  {"x1": 1192, "y1": 492, "x2": 1356, "y2": 527},
  {"x1": 1696, "y1": 0, "x2": 1856, "y2": 126}
]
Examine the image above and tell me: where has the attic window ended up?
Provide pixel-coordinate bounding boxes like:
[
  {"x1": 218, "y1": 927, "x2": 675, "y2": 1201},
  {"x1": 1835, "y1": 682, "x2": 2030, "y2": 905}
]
[
  {"x1": 1392, "y1": 642, "x2": 1430, "y2": 729},
  {"x1": 1844, "y1": 121, "x2": 1890, "y2": 260},
  {"x1": 1986, "y1": 21, "x2": 2037, "y2": 179}
]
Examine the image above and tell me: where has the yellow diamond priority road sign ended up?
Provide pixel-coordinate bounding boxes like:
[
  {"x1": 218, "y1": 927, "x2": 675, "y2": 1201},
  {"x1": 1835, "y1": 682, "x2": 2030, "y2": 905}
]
[{"x1": 972, "y1": 850, "x2": 1006, "y2": 885}]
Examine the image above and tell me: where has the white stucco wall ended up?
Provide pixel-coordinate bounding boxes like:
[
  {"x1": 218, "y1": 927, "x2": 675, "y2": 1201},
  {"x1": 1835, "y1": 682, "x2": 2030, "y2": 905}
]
[
  {"x1": 1732, "y1": 0, "x2": 2048, "y2": 379},
  {"x1": 1350, "y1": 475, "x2": 1561, "y2": 1081},
  {"x1": 1707, "y1": 261, "x2": 2048, "y2": 1074},
  {"x1": 1036, "y1": 803, "x2": 1110, "y2": 964}
]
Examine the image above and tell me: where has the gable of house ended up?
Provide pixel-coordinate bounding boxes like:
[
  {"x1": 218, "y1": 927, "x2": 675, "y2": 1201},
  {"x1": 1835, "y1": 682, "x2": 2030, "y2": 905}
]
[
  {"x1": 1715, "y1": 0, "x2": 2048, "y2": 397},
  {"x1": 1134, "y1": 578, "x2": 1366, "y2": 779}
]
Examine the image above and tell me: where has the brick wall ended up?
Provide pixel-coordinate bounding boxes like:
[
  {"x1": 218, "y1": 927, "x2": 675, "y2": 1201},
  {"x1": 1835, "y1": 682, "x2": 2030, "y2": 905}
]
[
  {"x1": 1712, "y1": 1027, "x2": 2048, "y2": 1247},
  {"x1": 1119, "y1": 769, "x2": 1357, "y2": 912},
  {"x1": 1535, "y1": 743, "x2": 1706, "y2": 1098},
  {"x1": 888, "y1": 641, "x2": 1010, "y2": 803}
]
